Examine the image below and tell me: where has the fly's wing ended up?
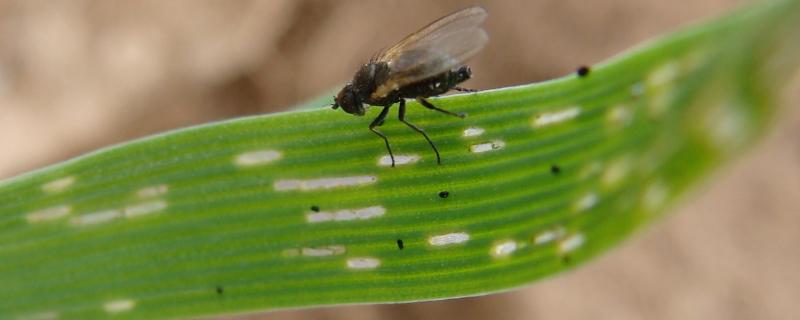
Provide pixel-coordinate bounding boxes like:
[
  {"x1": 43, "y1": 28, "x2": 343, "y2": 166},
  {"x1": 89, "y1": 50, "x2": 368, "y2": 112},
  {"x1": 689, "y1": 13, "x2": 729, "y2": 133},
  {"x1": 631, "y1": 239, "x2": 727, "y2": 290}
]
[{"x1": 371, "y1": 6, "x2": 488, "y2": 99}]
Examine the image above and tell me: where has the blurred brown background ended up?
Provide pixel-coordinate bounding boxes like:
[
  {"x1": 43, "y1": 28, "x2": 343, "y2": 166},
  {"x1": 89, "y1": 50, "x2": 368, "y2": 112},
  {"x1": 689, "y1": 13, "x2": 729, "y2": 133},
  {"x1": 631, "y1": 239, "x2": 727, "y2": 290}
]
[{"x1": 1, "y1": 1, "x2": 798, "y2": 319}]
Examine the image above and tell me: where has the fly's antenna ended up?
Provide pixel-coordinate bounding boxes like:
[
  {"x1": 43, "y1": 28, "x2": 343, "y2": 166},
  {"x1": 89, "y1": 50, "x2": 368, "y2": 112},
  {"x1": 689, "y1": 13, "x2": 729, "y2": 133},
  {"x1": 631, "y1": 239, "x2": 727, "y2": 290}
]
[{"x1": 331, "y1": 96, "x2": 339, "y2": 109}]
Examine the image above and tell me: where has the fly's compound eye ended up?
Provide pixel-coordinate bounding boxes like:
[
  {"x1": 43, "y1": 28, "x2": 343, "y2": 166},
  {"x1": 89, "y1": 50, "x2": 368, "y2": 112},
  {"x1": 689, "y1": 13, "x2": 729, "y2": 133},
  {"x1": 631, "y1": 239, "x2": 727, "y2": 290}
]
[{"x1": 339, "y1": 89, "x2": 364, "y2": 116}]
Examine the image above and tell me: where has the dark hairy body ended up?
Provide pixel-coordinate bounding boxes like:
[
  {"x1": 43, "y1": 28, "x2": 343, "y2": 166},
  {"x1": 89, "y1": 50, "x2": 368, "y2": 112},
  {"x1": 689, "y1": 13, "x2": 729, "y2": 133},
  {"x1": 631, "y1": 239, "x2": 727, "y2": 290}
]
[
  {"x1": 331, "y1": 6, "x2": 488, "y2": 167},
  {"x1": 352, "y1": 61, "x2": 472, "y2": 107},
  {"x1": 335, "y1": 62, "x2": 472, "y2": 166}
]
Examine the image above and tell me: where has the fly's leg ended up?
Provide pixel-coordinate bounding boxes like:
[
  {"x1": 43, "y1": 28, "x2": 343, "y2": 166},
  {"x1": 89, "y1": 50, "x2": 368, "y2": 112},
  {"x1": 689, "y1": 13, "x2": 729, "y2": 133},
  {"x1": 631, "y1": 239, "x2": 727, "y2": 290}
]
[
  {"x1": 453, "y1": 87, "x2": 477, "y2": 92},
  {"x1": 370, "y1": 106, "x2": 395, "y2": 167},
  {"x1": 416, "y1": 97, "x2": 466, "y2": 119},
  {"x1": 399, "y1": 99, "x2": 441, "y2": 165}
]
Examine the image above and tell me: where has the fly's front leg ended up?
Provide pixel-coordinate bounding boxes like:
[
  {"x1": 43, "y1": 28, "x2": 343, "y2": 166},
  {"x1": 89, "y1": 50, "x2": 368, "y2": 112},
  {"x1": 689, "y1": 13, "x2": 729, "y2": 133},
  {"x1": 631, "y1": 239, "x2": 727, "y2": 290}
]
[
  {"x1": 416, "y1": 97, "x2": 466, "y2": 118},
  {"x1": 399, "y1": 99, "x2": 441, "y2": 165},
  {"x1": 370, "y1": 106, "x2": 395, "y2": 167}
]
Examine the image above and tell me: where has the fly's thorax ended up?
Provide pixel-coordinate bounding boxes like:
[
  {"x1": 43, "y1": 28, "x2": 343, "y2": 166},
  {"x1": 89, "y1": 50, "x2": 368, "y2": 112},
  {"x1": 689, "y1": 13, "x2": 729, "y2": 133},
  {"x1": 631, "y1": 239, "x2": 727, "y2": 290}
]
[
  {"x1": 353, "y1": 62, "x2": 392, "y2": 98},
  {"x1": 352, "y1": 62, "x2": 397, "y2": 106},
  {"x1": 352, "y1": 63, "x2": 375, "y2": 95}
]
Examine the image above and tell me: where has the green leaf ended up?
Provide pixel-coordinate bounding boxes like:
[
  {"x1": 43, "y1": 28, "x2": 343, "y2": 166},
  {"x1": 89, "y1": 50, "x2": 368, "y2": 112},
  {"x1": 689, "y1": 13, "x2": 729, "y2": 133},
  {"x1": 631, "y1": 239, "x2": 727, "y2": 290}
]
[{"x1": 2, "y1": 1, "x2": 799, "y2": 319}]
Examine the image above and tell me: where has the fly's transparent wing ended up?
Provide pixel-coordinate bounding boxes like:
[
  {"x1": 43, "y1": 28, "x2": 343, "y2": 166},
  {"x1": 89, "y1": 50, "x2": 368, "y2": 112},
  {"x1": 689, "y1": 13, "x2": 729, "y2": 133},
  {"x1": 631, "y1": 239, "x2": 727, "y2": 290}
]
[{"x1": 371, "y1": 6, "x2": 488, "y2": 99}]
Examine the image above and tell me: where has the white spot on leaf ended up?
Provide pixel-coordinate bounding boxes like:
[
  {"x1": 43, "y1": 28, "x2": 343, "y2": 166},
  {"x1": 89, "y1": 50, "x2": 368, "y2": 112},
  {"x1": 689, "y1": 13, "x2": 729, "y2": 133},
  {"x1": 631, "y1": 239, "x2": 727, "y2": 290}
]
[
  {"x1": 559, "y1": 233, "x2": 585, "y2": 253},
  {"x1": 648, "y1": 88, "x2": 675, "y2": 118},
  {"x1": 42, "y1": 176, "x2": 75, "y2": 193},
  {"x1": 103, "y1": 299, "x2": 135, "y2": 313},
  {"x1": 534, "y1": 227, "x2": 565, "y2": 245},
  {"x1": 463, "y1": 127, "x2": 485, "y2": 137},
  {"x1": 491, "y1": 240, "x2": 518, "y2": 258},
  {"x1": 470, "y1": 140, "x2": 505, "y2": 153},
  {"x1": 301, "y1": 245, "x2": 346, "y2": 257},
  {"x1": 70, "y1": 209, "x2": 121, "y2": 226},
  {"x1": 532, "y1": 107, "x2": 580, "y2": 127},
  {"x1": 606, "y1": 104, "x2": 633, "y2": 128},
  {"x1": 646, "y1": 62, "x2": 680, "y2": 117},
  {"x1": 378, "y1": 154, "x2": 419, "y2": 166},
  {"x1": 123, "y1": 200, "x2": 167, "y2": 218},
  {"x1": 235, "y1": 149, "x2": 282, "y2": 166},
  {"x1": 602, "y1": 156, "x2": 632, "y2": 187},
  {"x1": 429, "y1": 232, "x2": 470, "y2": 246},
  {"x1": 16, "y1": 311, "x2": 59, "y2": 320},
  {"x1": 705, "y1": 99, "x2": 750, "y2": 152},
  {"x1": 274, "y1": 175, "x2": 377, "y2": 191},
  {"x1": 136, "y1": 184, "x2": 168, "y2": 198},
  {"x1": 26, "y1": 205, "x2": 72, "y2": 223},
  {"x1": 574, "y1": 192, "x2": 598, "y2": 212},
  {"x1": 346, "y1": 257, "x2": 380, "y2": 270},
  {"x1": 306, "y1": 206, "x2": 385, "y2": 223},
  {"x1": 647, "y1": 61, "x2": 680, "y2": 87}
]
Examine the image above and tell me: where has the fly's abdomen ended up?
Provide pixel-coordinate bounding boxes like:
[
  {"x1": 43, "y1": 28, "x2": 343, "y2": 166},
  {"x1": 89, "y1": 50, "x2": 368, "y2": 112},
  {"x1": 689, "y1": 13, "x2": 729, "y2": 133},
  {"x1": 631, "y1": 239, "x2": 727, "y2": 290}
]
[{"x1": 400, "y1": 67, "x2": 471, "y2": 98}]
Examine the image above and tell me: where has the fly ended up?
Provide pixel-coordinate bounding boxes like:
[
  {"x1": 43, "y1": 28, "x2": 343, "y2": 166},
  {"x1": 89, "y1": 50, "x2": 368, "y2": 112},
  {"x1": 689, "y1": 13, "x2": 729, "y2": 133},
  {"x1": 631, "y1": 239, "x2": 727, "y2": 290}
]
[{"x1": 332, "y1": 6, "x2": 489, "y2": 167}]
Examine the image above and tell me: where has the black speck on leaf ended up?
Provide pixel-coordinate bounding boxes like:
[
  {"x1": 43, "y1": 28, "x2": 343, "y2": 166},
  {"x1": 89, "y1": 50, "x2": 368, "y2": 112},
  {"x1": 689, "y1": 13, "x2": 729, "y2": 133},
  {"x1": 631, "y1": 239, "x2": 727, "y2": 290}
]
[
  {"x1": 310, "y1": 205, "x2": 320, "y2": 212},
  {"x1": 397, "y1": 239, "x2": 404, "y2": 250},
  {"x1": 576, "y1": 66, "x2": 590, "y2": 77},
  {"x1": 438, "y1": 191, "x2": 450, "y2": 198}
]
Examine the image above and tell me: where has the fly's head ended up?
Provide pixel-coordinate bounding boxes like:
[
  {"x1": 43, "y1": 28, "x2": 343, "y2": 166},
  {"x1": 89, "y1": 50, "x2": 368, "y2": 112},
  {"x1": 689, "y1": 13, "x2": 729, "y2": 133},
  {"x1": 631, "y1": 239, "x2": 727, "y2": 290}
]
[{"x1": 332, "y1": 83, "x2": 365, "y2": 116}]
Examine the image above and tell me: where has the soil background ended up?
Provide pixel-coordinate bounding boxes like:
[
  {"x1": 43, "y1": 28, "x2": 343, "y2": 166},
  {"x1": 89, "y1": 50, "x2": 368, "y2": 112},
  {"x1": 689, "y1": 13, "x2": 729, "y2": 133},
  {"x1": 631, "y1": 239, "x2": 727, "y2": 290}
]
[{"x1": 1, "y1": 1, "x2": 798, "y2": 319}]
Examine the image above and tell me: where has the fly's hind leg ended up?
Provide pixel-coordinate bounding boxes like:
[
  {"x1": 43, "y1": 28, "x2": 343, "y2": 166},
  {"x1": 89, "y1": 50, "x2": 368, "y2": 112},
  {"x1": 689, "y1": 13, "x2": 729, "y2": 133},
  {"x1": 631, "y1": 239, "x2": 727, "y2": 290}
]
[
  {"x1": 370, "y1": 106, "x2": 395, "y2": 167},
  {"x1": 416, "y1": 97, "x2": 466, "y2": 118},
  {"x1": 399, "y1": 99, "x2": 441, "y2": 165},
  {"x1": 452, "y1": 87, "x2": 477, "y2": 93}
]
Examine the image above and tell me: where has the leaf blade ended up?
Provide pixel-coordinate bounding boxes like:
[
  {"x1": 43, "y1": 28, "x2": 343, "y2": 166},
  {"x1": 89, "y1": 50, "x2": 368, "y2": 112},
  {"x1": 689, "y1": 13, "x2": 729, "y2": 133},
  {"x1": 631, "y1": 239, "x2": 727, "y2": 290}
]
[{"x1": 1, "y1": 1, "x2": 799, "y2": 319}]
